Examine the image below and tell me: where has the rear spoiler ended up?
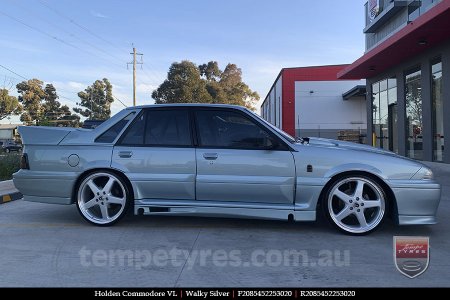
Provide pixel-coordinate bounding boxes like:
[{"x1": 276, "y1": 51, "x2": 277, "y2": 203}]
[{"x1": 18, "y1": 126, "x2": 75, "y2": 145}]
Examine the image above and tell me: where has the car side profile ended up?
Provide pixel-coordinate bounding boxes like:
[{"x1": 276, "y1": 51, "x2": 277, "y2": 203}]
[
  {"x1": 2, "y1": 140, "x2": 22, "y2": 153},
  {"x1": 13, "y1": 104, "x2": 441, "y2": 234}
]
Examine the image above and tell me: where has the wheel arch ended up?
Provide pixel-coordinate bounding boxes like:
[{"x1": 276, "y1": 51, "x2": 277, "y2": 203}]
[
  {"x1": 71, "y1": 168, "x2": 134, "y2": 204},
  {"x1": 317, "y1": 170, "x2": 397, "y2": 220}
]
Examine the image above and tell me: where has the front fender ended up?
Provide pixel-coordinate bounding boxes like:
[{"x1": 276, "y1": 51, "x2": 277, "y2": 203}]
[{"x1": 324, "y1": 163, "x2": 386, "y2": 180}]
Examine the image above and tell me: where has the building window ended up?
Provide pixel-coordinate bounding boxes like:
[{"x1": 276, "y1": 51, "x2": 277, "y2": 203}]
[
  {"x1": 408, "y1": 1, "x2": 421, "y2": 22},
  {"x1": 405, "y1": 68, "x2": 423, "y2": 160},
  {"x1": 372, "y1": 77, "x2": 397, "y2": 152},
  {"x1": 432, "y1": 60, "x2": 444, "y2": 162}
]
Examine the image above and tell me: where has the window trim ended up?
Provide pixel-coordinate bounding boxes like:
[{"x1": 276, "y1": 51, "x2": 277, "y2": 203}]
[
  {"x1": 116, "y1": 108, "x2": 194, "y2": 148},
  {"x1": 193, "y1": 107, "x2": 291, "y2": 151}
]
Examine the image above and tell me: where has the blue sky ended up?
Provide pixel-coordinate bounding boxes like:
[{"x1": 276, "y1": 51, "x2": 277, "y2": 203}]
[{"x1": 0, "y1": 0, "x2": 366, "y2": 122}]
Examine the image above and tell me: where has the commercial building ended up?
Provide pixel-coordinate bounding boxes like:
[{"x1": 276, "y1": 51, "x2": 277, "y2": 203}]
[
  {"x1": 339, "y1": 0, "x2": 450, "y2": 163},
  {"x1": 261, "y1": 65, "x2": 366, "y2": 139}
]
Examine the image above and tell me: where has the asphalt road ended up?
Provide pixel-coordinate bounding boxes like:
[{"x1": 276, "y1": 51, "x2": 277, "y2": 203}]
[{"x1": 0, "y1": 162, "x2": 449, "y2": 287}]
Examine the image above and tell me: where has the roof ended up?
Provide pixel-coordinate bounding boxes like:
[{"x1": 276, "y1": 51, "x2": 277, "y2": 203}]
[
  {"x1": 338, "y1": 0, "x2": 450, "y2": 79},
  {"x1": 128, "y1": 103, "x2": 246, "y2": 110},
  {"x1": 342, "y1": 85, "x2": 367, "y2": 100},
  {"x1": 0, "y1": 124, "x2": 21, "y2": 130}
]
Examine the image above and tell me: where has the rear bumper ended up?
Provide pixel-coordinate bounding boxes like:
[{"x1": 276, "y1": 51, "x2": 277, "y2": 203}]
[
  {"x1": 13, "y1": 169, "x2": 76, "y2": 205},
  {"x1": 389, "y1": 180, "x2": 441, "y2": 225}
]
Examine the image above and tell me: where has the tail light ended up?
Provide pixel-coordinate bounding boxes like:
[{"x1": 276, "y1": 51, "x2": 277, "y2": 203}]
[{"x1": 20, "y1": 153, "x2": 29, "y2": 169}]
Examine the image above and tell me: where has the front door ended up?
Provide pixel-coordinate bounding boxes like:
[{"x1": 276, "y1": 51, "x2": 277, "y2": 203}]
[
  {"x1": 194, "y1": 109, "x2": 296, "y2": 205},
  {"x1": 112, "y1": 108, "x2": 196, "y2": 201}
]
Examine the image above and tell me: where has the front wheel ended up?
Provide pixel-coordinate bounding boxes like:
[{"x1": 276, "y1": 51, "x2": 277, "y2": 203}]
[
  {"x1": 76, "y1": 171, "x2": 131, "y2": 226},
  {"x1": 323, "y1": 175, "x2": 386, "y2": 235},
  {"x1": 5, "y1": 148, "x2": 10, "y2": 153}
]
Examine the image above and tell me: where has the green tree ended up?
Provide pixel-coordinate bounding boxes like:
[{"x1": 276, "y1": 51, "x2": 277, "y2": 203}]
[
  {"x1": 199, "y1": 61, "x2": 221, "y2": 81},
  {"x1": 152, "y1": 60, "x2": 259, "y2": 110},
  {"x1": 40, "y1": 84, "x2": 80, "y2": 127},
  {"x1": 56, "y1": 105, "x2": 81, "y2": 127},
  {"x1": 73, "y1": 78, "x2": 114, "y2": 119},
  {"x1": 219, "y1": 63, "x2": 259, "y2": 110},
  {"x1": 16, "y1": 79, "x2": 46, "y2": 124},
  {"x1": 152, "y1": 61, "x2": 212, "y2": 104},
  {"x1": 0, "y1": 88, "x2": 22, "y2": 120}
]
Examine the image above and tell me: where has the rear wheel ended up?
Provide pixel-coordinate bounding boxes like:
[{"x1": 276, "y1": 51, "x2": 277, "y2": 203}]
[
  {"x1": 323, "y1": 175, "x2": 386, "y2": 235},
  {"x1": 76, "y1": 171, "x2": 131, "y2": 226},
  {"x1": 5, "y1": 148, "x2": 10, "y2": 153}
]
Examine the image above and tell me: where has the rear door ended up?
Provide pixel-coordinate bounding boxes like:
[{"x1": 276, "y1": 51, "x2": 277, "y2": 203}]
[
  {"x1": 112, "y1": 108, "x2": 196, "y2": 201},
  {"x1": 194, "y1": 108, "x2": 296, "y2": 205}
]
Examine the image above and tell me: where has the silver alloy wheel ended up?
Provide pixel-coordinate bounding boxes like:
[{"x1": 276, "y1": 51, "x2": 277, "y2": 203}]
[
  {"x1": 77, "y1": 172, "x2": 127, "y2": 225},
  {"x1": 328, "y1": 177, "x2": 385, "y2": 234}
]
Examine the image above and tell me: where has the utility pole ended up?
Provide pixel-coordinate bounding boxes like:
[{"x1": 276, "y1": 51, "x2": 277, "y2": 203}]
[{"x1": 127, "y1": 47, "x2": 143, "y2": 106}]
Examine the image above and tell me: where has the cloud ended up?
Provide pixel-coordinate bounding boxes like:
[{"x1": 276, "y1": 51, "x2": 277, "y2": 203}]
[
  {"x1": 90, "y1": 10, "x2": 108, "y2": 19},
  {"x1": 137, "y1": 83, "x2": 157, "y2": 93}
]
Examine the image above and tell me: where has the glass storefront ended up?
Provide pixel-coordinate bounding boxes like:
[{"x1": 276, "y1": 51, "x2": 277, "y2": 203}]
[
  {"x1": 432, "y1": 60, "x2": 444, "y2": 162},
  {"x1": 372, "y1": 77, "x2": 397, "y2": 153},
  {"x1": 405, "y1": 68, "x2": 423, "y2": 160}
]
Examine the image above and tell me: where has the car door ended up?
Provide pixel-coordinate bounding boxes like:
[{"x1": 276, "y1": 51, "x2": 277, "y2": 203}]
[
  {"x1": 194, "y1": 108, "x2": 296, "y2": 205},
  {"x1": 112, "y1": 108, "x2": 196, "y2": 201}
]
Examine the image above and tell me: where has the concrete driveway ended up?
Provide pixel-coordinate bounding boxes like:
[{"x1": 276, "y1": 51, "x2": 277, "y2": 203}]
[{"x1": 0, "y1": 162, "x2": 449, "y2": 287}]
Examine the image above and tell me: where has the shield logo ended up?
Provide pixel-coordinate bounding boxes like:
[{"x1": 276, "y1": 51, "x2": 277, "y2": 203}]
[{"x1": 394, "y1": 236, "x2": 429, "y2": 278}]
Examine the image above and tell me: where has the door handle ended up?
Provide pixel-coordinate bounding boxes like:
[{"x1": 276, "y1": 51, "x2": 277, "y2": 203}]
[
  {"x1": 203, "y1": 153, "x2": 218, "y2": 160},
  {"x1": 118, "y1": 151, "x2": 133, "y2": 158}
]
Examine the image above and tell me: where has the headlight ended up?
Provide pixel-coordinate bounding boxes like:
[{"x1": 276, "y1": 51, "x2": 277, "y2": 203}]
[{"x1": 411, "y1": 167, "x2": 434, "y2": 180}]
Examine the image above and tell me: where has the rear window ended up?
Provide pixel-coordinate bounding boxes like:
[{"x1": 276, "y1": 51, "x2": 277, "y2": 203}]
[{"x1": 95, "y1": 113, "x2": 135, "y2": 143}]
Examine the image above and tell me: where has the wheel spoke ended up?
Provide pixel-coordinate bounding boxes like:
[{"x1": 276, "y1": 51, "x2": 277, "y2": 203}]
[
  {"x1": 334, "y1": 190, "x2": 351, "y2": 204},
  {"x1": 355, "y1": 212, "x2": 368, "y2": 227},
  {"x1": 99, "y1": 204, "x2": 109, "y2": 220},
  {"x1": 108, "y1": 196, "x2": 124, "y2": 205},
  {"x1": 87, "y1": 179, "x2": 101, "y2": 195},
  {"x1": 335, "y1": 206, "x2": 353, "y2": 221},
  {"x1": 103, "y1": 177, "x2": 115, "y2": 194},
  {"x1": 363, "y1": 199, "x2": 381, "y2": 208},
  {"x1": 354, "y1": 180, "x2": 365, "y2": 198},
  {"x1": 84, "y1": 198, "x2": 97, "y2": 209}
]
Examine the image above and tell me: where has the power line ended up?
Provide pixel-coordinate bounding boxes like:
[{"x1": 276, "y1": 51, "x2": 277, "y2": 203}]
[
  {"x1": 112, "y1": 95, "x2": 127, "y2": 108},
  {"x1": 0, "y1": 9, "x2": 127, "y2": 70},
  {"x1": 9, "y1": 0, "x2": 127, "y2": 65},
  {"x1": 38, "y1": 0, "x2": 125, "y2": 53},
  {"x1": 1, "y1": 3, "x2": 137, "y2": 107},
  {"x1": 0, "y1": 10, "x2": 87, "y2": 53},
  {"x1": 0, "y1": 63, "x2": 127, "y2": 108},
  {"x1": 0, "y1": 64, "x2": 28, "y2": 80},
  {"x1": 38, "y1": 0, "x2": 165, "y2": 88}
]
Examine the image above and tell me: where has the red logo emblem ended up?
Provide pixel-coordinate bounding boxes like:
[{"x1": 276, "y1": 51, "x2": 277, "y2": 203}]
[{"x1": 394, "y1": 236, "x2": 429, "y2": 278}]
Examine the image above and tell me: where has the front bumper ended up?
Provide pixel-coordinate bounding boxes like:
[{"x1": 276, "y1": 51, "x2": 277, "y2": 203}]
[
  {"x1": 13, "y1": 169, "x2": 76, "y2": 205},
  {"x1": 389, "y1": 180, "x2": 441, "y2": 225}
]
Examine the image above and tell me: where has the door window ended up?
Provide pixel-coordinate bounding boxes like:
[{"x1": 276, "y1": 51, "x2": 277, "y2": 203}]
[
  {"x1": 119, "y1": 110, "x2": 191, "y2": 146},
  {"x1": 195, "y1": 110, "x2": 276, "y2": 150}
]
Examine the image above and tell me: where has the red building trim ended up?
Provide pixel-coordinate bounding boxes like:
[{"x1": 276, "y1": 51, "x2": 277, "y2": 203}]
[
  {"x1": 281, "y1": 65, "x2": 349, "y2": 136},
  {"x1": 338, "y1": 0, "x2": 450, "y2": 79}
]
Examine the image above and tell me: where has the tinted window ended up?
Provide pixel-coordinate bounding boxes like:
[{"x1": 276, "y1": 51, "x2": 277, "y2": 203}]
[
  {"x1": 121, "y1": 113, "x2": 145, "y2": 145},
  {"x1": 95, "y1": 113, "x2": 135, "y2": 143},
  {"x1": 195, "y1": 110, "x2": 272, "y2": 149},
  {"x1": 120, "y1": 110, "x2": 191, "y2": 146}
]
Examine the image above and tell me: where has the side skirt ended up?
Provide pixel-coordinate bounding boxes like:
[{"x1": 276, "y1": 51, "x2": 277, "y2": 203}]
[{"x1": 134, "y1": 199, "x2": 316, "y2": 222}]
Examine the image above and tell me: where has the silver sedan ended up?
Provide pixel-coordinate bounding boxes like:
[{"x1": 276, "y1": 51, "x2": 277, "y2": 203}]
[{"x1": 13, "y1": 104, "x2": 441, "y2": 234}]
